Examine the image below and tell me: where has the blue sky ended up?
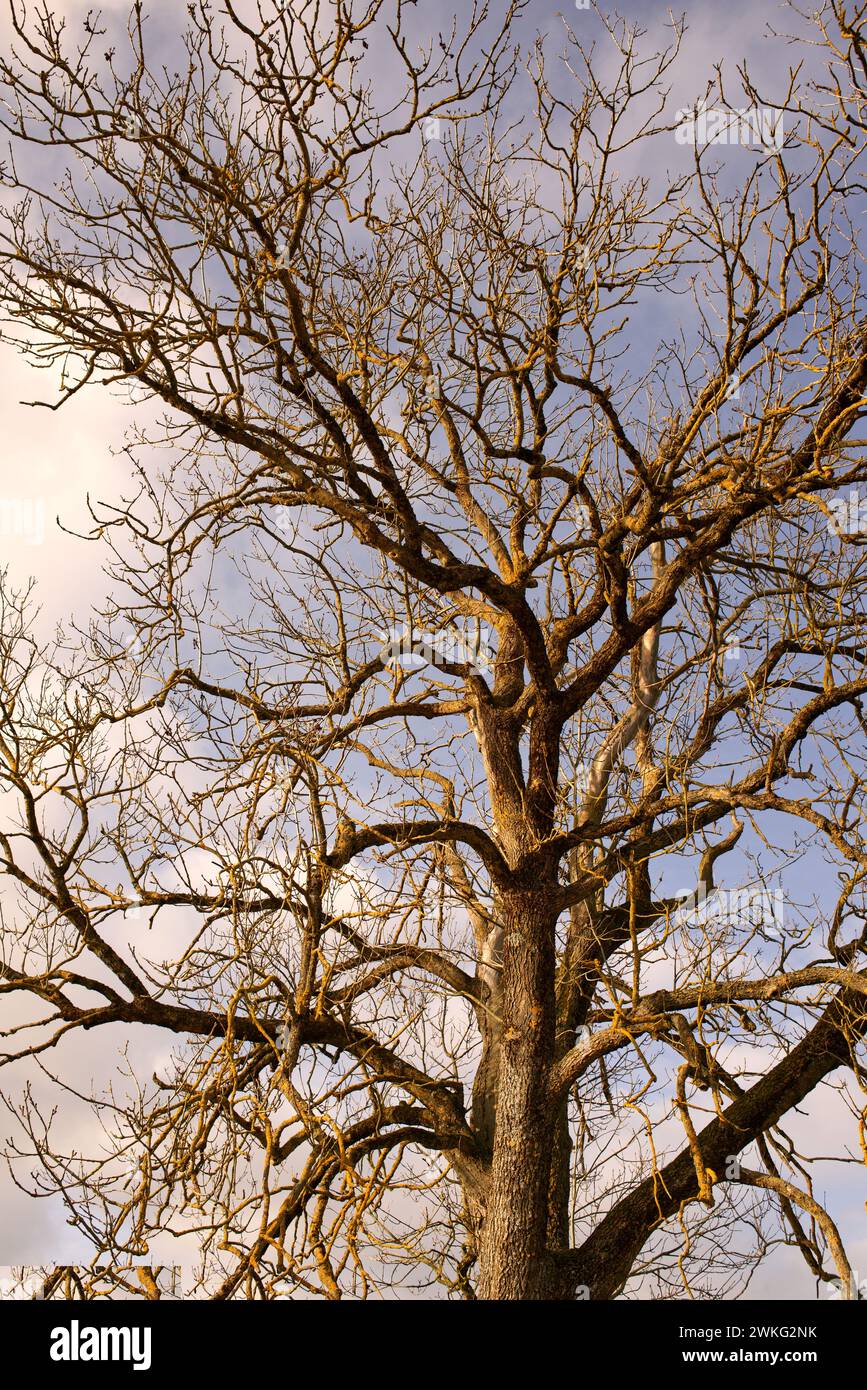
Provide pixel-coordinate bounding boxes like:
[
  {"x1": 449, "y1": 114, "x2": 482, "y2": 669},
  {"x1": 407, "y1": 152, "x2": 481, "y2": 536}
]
[{"x1": 0, "y1": 0, "x2": 863, "y2": 1299}]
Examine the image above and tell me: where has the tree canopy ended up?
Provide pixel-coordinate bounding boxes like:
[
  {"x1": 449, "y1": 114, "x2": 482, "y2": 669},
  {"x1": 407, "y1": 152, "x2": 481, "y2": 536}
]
[{"x1": 0, "y1": 0, "x2": 866, "y2": 1300}]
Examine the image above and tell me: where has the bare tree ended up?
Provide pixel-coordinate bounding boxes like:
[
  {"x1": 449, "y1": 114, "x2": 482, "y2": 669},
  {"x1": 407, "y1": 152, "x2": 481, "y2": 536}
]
[{"x1": 0, "y1": 0, "x2": 866, "y2": 1300}]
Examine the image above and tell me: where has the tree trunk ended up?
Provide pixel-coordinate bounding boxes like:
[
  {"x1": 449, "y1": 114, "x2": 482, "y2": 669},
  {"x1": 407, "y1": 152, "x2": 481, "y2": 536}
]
[{"x1": 477, "y1": 886, "x2": 559, "y2": 1298}]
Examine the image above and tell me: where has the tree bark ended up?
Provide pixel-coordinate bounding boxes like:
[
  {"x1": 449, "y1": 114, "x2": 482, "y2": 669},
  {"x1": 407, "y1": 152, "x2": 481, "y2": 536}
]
[{"x1": 477, "y1": 886, "x2": 559, "y2": 1298}]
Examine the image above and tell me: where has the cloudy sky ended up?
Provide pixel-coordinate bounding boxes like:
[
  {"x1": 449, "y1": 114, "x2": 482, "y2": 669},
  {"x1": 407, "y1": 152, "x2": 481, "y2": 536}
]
[{"x1": 0, "y1": 0, "x2": 863, "y2": 1299}]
